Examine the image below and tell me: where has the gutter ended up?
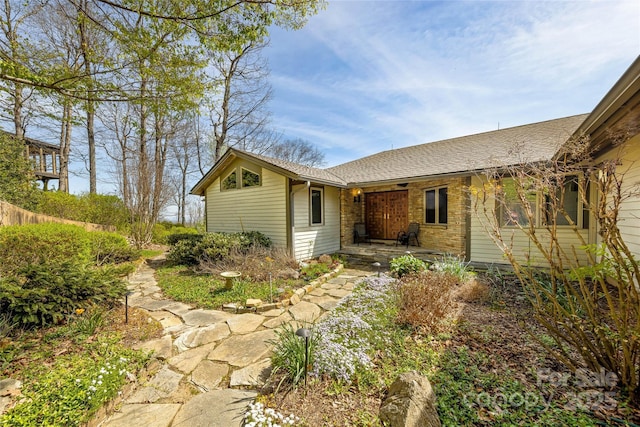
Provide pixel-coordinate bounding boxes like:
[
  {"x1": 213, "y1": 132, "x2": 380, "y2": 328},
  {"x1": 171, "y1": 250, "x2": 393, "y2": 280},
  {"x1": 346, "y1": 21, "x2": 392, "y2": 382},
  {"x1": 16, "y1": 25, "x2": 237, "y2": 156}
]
[{"x1": 290, "y1": 180, "x2": 310, "y2": 258}]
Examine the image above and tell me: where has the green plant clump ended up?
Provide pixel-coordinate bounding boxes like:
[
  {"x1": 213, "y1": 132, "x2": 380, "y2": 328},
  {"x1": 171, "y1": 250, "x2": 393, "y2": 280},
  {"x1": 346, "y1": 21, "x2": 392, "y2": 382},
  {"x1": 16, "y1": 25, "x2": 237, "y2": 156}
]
[
  {"x1": 431, "y1": 253, "x2": 474, "y2": 282},
  {"x1": 36, "y1": 192, "x2": 130, "y2": 230},
  {"x1": 389, "y1": 254, "x2": 428, "y2": 277},
  {"x1": 0, "y1": 262, "x2": 126, "y2": 327},
  {"x1": 300, "y1": 262, "x2": 331, "y2": 280},
  {"x1": 167, "y1": 231, "x2": 272, "y2": 266},
  {"x1": 89, "y1": 232, "x2": 140, "y2": 266},
  {"x1": 0, "y1": 223, "x2": 92, "y2": 276},
  {"x1": 0, "y1": 337, "x2": 148, "y2": 426}
]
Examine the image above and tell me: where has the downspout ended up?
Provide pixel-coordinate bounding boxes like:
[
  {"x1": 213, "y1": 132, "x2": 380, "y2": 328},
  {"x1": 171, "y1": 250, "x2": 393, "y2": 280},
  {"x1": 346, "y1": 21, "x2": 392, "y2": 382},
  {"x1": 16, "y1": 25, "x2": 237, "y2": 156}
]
[{"x1": 290, "y1": 181, "x2": 311, "y2": 258}]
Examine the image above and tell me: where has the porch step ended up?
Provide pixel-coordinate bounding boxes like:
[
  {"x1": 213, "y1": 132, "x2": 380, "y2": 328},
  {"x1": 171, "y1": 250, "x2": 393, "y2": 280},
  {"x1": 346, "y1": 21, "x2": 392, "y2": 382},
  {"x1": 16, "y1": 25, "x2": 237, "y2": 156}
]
[{"x1": 338, "y1": 243, "x2": 444, "y2": 269}]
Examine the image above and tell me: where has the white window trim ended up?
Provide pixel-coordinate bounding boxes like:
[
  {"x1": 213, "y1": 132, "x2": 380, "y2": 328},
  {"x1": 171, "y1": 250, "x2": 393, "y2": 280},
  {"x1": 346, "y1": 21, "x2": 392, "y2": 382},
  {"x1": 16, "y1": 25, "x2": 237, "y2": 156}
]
[{"x1": 310, "y1": 187, "x2": 324, "y2": 226}]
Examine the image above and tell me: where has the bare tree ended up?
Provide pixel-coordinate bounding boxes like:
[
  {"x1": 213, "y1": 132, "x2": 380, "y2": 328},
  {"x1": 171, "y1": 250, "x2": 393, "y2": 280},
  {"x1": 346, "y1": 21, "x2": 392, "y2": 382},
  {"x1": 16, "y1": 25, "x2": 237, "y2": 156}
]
[
  {"x1": 266, "y1": 137, "x2": 325, "y2": 167},
  {"x1": 207, "y1": 40, "x2": 273, "y2": 162},
  {"x1": 470, "y1": 134, "x2": 640, "y2": 399}
]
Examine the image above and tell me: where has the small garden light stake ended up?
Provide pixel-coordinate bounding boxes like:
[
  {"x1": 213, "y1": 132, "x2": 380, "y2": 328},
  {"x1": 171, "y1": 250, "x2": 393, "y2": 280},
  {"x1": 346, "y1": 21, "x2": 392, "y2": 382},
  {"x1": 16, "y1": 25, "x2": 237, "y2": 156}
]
[
  {"x1": 372, "y1": 262, "x2": 381, "y2": 277},
  {"x1": 295, "y1": 327, "x2": 311, "y2": 392}
]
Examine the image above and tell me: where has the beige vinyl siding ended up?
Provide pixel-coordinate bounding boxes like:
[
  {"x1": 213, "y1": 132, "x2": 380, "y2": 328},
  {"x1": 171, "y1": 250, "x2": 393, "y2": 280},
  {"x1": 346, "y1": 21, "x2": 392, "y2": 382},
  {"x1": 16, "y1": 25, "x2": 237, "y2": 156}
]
[
  {"x1": 205, "y1": 166, "x2": 287, "y2": 248},
  {"x1": 292, "y1": 184, "x2": 340, "y2": 260},
  {"x1": 594, "y1": 133, "x2": 640, "y2": 258},
  {"x1": 469, "y1": 175, "x2": 590, "y2": 266}
]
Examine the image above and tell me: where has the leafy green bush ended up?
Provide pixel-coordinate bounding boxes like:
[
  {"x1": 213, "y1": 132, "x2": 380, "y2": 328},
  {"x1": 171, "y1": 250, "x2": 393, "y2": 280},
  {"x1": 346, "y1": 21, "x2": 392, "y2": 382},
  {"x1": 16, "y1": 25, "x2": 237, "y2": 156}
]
[
  {"x1": 152, "y1": 222, "x2": 200, "y2": 245},
  {"x1": 300, "y1": 262, "x2": 331, "y2": 280},
  {"x1": 36, "y1": 192, "x2": 129, "y2": 230},
  {"x1": 166, "y1": 232, "x2": 203, "y2": 246},
  {"x1": 0, "y1": 133, "x2": 41, "y2": 210},
  {"x1": 431, "y1": 253, "x2": 474, "y2": 282},
  {"x1": 167, "y1": 231, "x2": 272, "y2": 266},
  {"x1": 0, "y1": 223, "x2": 92, "y2": 276},
  {"x1": 89, "y1": 232, "x2": 140, "y2": 265},
  {"x1": 0, "y1": 262, "x2": 126, "y2": 327},
  {"x1": 389, "y1": 254, "x2": 428, "y2": 277}
]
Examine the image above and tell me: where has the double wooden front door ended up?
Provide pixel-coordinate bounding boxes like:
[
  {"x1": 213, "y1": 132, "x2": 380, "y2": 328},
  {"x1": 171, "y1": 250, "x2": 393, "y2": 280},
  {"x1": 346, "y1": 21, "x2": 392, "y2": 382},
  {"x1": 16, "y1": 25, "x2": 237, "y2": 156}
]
[{"x1": 365, "y1": 190, "x2": 408, "y2": 240}]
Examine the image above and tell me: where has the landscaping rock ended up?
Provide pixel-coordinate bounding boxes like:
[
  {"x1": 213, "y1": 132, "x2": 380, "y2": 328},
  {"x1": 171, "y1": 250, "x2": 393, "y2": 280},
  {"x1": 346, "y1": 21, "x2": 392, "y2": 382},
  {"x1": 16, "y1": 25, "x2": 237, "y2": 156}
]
[
  {"x1": 245, "y1": 299, "x2": 262, "y2": 308},
  {"x1": 190, "y1": 360, "x2": 228, "y2": 392},
  {"x1": 174, "y1": 323, "x2": 230, "y2": 352},
  {"x1": 222, "y1": 303, "x2": 238, "y2": 313},
  {"x1": 261, "y1": 308, "x2": 285, "y2": 317},
  {"x1": 263, "y1": 311, "x2": 292, "y2": 329},
  {"x1": 226, "y1": 313, "x2": 264, "y2": 334},
  {"x1": 128, "y1": 366, "x2": 183, "y2": 403},
  {"x1": 133, "y1": 335, "x2": 173, "y2": 360},
  {"x1": 379, "y1": 371, "x2": 441, "y2": 427},
  {"x1": 104, "y1": 403, "x2": 181, "y2": 427},
  {"x1": 208, "y1": 329, "x2": 276, "y2": 367},
  {"x1": 289, "y1": 294, "x2": 301, "y2": 305},
  {"x1": 229, "y1": 358, "x2": 272, "y2": 387},
  {"x1": 167, "y1": 342, "x2": 216, "y2": 374},
  {"x1": 0, "y1": 378, "x2": 21, "y2": 414},
  {"x1": 288, "y1": 301, "x2": 321, "y2": 323},
  {"x1": 171, "y1": 389, "x2": 256, "y2": 427},
  {"x1": 277, "y1": 268, "x2": 299, "y2": 280},
  {"x1": 182, "y1": 309, "x2": 232, "y2": 326},
  {"x1": 305, "y1": 295, "x2": 340, "y2": 311}
]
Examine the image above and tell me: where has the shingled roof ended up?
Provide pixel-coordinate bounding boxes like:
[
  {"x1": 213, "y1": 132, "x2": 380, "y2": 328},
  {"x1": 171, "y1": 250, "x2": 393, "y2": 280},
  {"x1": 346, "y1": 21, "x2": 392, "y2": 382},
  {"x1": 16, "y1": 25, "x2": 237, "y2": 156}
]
[
  {"x1": 191, "y1": 114, "x2": 588, "y2": 195},
  {"x1": 327, "y1": 114, "x2": 589, "y2": 185}
]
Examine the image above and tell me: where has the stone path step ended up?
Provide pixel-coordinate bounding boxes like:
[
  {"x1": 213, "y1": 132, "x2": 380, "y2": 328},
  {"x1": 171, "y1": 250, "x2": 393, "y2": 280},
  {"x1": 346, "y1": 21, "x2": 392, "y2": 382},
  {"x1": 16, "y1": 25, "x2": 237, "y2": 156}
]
[{"x1": 99, "y1": 257, "x2": 372, "y2": 426}]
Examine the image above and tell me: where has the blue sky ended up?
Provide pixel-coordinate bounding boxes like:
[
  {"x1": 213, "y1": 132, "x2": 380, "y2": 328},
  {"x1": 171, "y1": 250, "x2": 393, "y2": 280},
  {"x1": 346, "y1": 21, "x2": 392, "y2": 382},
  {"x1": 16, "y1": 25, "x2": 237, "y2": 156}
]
[{"x1": 264, "y1": 0, "x2": 640, "y2": 168}]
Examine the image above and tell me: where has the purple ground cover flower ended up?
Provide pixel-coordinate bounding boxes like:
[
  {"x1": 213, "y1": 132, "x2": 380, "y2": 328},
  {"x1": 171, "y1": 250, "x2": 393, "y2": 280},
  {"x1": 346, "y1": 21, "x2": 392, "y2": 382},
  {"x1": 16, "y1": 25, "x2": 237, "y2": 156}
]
[{"x1": 311, "y1": 274, "x2": 397, "y2": 381}]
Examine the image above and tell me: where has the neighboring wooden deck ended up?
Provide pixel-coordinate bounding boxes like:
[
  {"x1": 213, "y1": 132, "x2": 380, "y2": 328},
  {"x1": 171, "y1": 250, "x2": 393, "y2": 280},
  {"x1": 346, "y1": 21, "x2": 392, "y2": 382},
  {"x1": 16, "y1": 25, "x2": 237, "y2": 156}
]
[{"x1": 24, "y1": 137, "x2": 61, "y2": 189}]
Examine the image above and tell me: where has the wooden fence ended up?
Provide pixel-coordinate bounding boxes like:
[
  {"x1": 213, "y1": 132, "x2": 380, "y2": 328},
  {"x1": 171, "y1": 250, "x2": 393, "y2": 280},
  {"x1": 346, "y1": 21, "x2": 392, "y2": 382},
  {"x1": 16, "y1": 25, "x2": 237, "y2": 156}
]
[{"x1": 0, "y1": 200, "x2": 115, "y2": 232}]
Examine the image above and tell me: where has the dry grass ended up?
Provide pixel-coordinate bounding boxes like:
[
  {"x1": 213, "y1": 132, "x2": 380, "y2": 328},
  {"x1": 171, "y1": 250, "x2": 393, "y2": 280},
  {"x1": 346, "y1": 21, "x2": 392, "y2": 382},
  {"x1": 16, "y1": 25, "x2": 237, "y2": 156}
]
[
  {"x1": 397, "y1": 271, "x2": 459, "y2": 332},
  {"x1": 200, "y1": 246, "x2": 300, "y2": 281}
]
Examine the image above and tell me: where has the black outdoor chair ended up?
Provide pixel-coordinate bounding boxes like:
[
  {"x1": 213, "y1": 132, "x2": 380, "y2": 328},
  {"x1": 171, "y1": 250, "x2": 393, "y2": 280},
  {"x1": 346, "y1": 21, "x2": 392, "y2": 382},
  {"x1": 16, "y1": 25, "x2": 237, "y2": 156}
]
[
  {"x1": 353, "y1": 222, "x2": 371, "y2": 245},
  {"x1": 396, "y1": 222, "x2": 420, "y2": 248}
]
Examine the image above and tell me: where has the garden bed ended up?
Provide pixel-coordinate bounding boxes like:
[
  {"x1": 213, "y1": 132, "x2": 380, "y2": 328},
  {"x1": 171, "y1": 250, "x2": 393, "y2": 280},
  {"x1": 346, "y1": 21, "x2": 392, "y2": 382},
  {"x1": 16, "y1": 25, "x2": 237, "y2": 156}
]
[
  {"x1": 155, "y1": 249, "x2": 344, "y2": 311},
  {"x1": 259, "y1": 269, "x2": 640, "y2": 426}
]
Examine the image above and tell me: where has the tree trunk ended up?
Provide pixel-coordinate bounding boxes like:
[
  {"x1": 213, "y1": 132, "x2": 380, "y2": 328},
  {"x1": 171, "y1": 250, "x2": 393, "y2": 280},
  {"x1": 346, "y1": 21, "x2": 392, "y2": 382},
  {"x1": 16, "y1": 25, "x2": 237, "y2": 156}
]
[{"x1": 59, "y1": 100, "x2": 73, "y2": 193}]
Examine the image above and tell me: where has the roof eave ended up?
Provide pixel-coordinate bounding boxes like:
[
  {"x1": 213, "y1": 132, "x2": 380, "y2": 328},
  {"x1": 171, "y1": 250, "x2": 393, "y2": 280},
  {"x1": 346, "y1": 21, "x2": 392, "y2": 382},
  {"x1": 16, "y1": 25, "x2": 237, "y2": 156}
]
[{"x1": 574, "y1": 55, "x2": 640, "y2": 144}]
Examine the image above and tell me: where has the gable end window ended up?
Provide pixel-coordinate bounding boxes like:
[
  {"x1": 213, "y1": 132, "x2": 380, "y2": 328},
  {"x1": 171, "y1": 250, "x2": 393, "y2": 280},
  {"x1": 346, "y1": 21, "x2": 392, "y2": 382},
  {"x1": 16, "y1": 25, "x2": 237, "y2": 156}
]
[
  {"x1": 221, "y1": 170, "x2": 237, "y2": 191},
  {"x1": 310, "y1": 187, "x2": 324, "y2": 225},
  {"x1": 221, "y1": 166, "x2": 262, "y2": 191},
  {"x1": 241, "y1": 168, "x2": 261, "y2": 188},
  {"x1": 425, "y1": 187, "x2": 447, "y2": 224}
]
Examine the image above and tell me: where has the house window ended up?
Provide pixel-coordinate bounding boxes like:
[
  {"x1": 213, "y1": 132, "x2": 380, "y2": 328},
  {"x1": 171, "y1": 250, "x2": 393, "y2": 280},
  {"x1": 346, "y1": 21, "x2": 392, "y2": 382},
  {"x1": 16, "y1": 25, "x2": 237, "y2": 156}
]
[
  {"x1": 310, "y1": 187, "x2": 323, "y2": 225},
  {"x1": 499, "y1": 178, "x2": 537, "y2": 226},
  {"x1": 241, "y1": 168, "x2": 260, "y2": 188},
  {"x1": 499, "y1": 175, "x2": 589, "y2": 228},
  {"x1": 221, "y1": 170, "x2": 237, "y2": 191},
  {"x1": 425, "y1": 187, "x2": 447, "y2": 224},
  {"x1": 544, "y1": 175, "x2": 587, "y2": 228}
]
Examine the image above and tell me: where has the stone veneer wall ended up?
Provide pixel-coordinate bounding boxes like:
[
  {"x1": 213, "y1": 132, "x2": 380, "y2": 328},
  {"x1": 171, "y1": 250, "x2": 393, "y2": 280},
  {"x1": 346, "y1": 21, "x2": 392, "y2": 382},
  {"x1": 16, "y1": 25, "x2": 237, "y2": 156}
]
[{"x1": 340, "y1": 177, "x2": 469, "y2": 257}]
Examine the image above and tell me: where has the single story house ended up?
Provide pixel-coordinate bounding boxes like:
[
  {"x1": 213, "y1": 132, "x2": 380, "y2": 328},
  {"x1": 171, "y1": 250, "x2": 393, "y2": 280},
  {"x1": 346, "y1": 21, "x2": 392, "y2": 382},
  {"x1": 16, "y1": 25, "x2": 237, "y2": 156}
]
[{"x1": 191, "y1": 55, "x2": 640, "y2": 264}]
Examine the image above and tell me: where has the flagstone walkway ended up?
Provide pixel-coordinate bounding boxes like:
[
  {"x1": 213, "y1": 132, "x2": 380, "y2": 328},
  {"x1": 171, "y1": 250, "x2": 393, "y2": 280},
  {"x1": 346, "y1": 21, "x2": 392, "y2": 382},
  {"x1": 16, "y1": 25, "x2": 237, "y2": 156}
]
[{"x1": 99, "y1": 257, "x2": 373, "y2": 427}]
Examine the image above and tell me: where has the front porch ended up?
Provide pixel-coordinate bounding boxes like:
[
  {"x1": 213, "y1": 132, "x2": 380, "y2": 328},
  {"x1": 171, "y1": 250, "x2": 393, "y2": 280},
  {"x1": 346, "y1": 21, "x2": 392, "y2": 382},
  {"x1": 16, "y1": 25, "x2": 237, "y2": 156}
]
[{"x1": 338, "y1": 240, "x2": 445, "y2": 268}]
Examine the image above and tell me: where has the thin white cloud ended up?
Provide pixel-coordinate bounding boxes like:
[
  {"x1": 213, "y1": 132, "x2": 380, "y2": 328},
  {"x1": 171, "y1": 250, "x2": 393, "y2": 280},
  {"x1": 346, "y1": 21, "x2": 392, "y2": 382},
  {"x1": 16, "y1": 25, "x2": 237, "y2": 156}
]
[{"x1": 265, "y1": 0, "x2": 640, "y2": 166}]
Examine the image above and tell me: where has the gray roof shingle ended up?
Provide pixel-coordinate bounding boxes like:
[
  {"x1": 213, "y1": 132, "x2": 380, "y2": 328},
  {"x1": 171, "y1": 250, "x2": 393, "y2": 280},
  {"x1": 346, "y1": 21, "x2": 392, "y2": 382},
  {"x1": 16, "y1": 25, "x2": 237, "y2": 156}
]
[
  {"x1": 327, "y1": 114, "x2": 588, "y2": 185},
  {"x1": 191, "y1": 114, "x2": 588, "y2": 195}
]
